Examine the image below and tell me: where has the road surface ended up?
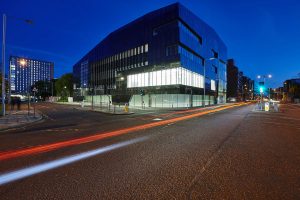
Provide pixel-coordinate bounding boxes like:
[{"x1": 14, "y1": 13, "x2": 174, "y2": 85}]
[{"x1": 0, "y1": 103, "x2": 299, "y2": 199}]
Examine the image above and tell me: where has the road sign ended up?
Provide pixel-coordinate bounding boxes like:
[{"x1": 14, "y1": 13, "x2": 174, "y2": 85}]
[{"x1": 32, "y1": 87, "x2": 38, "y2": 92}]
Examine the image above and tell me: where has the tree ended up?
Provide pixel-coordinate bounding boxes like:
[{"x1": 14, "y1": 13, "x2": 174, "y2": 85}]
[
  {"x1": 31, "y1": 80, "x2": 52, "y2": 100},
  {"x1": 0, "y1": 73, "x2": 9, "y2": 95},
  {"x1": 55, "y1": 73, "x2": 73, "y2": 101}
]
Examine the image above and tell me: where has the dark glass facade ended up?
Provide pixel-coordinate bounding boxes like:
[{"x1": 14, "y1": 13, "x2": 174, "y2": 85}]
[{"x1": 73, "y1": 3, "x2": 227, "y2": 106}]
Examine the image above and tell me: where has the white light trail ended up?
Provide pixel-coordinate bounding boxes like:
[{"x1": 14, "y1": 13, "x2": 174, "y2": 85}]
[{"x1": 0, "y1": 137, "x2": 148, "y2": 186}]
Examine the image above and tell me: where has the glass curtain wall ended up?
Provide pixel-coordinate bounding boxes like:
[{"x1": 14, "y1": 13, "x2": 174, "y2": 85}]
[{"x1": 127, "y1": 67, "x2": 204, "y2": 89}]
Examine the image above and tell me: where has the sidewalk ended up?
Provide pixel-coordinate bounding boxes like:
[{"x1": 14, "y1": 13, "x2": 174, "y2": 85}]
[
  {"x1": 76, "y1": 105, "x2": 134, "y2": 115},
  {"x1": 72, "y1": 102, "x2": 238, "y2": 115},
  {"x1": 0, "y1": 110, "x2": 43, "y2": 131}
]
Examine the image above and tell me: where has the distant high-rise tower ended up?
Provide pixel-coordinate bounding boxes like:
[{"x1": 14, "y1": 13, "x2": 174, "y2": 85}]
[{"x1": 10, "y1": 56, "x2": 54, "y2": 94}]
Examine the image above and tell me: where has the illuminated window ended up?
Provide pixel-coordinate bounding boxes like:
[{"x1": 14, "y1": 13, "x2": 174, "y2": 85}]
[
  {"x1": 144, "y1": 73, "x2": 149, "y2": 87},
  {"x1": 127, "y1": 67, "x2": 204, "y2": 89},
  {"x1": 145, "y1": 44, "x2": 148, "y2": 52},
  {"x1": 138, "y1": 74, "x2": 142, "y2": 87},
  {"x1": 211, "y1": 80, "x2": 216, "y2": 91},
  {"x1": 161, "y1": 70, "x2": 166, "y2": 85},
  {"x1": 152, "y1": 71, "x2": 157, "y2": 86},
  {"x1": 171, "y1": 68, "x2": 177, "y2": 85},
  {"x1": 149, "y1": 72, "x2": 153, "y2": 86},
  {"x1": 166, "y1": 69, "x2": 171, "y2": 85},
  {"x1": 157, "y1": 71, "x2": 162, "y2": 85}
]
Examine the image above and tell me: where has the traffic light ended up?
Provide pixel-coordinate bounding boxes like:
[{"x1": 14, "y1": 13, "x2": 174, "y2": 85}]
[
  {"x1": 259, "y1": 87, "x2": 264, "y2": 93},
  {"x1": 258, "y1": 81, "x2": 265, "y2": 93}
]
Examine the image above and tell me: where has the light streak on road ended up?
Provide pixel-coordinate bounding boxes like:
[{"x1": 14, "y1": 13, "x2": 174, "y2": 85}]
[
  {"x1": 0, "y1": 103, "x2": 248, "y2": 161},
  {"x1": 0, "y1": 136, "x2": 148, "y2": 186}
]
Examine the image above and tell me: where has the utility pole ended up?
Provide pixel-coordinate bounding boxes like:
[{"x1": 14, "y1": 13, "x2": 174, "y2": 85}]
[
  {"x1": 2, "y1": 14, "x2": 6, "y2": 116},
  {"x1": 2, "y1": 15, "x2": 32, "y2": 115},
  {"x1": 91, "y1": 85, "x2": 94, "y2": 111},
  {"x1": 203, "y1": 61, "x2": 206, "y2": 107}
]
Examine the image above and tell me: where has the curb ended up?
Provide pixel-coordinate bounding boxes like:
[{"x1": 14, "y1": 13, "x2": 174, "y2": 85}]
[
  {"x1": 72, "y1": 103, "x2": 240, "y2": 115},
  {"x1": 0, "y1": 113, "x2": 44, "y2": 132},
  {"x1": 73, "y1": 107, "x2": 135, "y2": 115}
]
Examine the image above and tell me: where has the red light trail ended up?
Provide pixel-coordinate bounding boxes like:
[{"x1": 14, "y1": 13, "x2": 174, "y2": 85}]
[{"x1": 0, "y1": 103, "x2": 247, "y2": 161}]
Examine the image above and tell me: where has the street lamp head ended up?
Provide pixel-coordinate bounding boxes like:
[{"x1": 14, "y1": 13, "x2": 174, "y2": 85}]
[
  {"x1": 257, "y1": 75, "x2": 261, "y2": 79},
  {"x1": 20, "y1": 59, "x2": 26, "y2": 66},
  {"x1": 268, "y1": 74, "x2": 272, "y2": 78},
  {"x1": 208, "y1": 57, "x2": 216, "y2": 61}
]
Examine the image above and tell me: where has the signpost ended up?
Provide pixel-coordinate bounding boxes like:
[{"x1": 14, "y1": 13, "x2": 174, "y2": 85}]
[{"x1": 32, "y1": 87, "x2": 38, "y2": 117}]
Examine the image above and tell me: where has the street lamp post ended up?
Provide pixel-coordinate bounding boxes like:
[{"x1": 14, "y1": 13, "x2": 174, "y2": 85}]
[
  {"x1": 257, "y1": 74, "x2": 272, "y2": 110},
  {"x1": 32, "y1": 87, "x2": 38, "y2": 118},
  {"x1": 257, "y1": 74, "x2": 272, "y2": 99},
  {"x1": 1, "y1": 14, "x2": 6, "y2": 116},
  {"x1": 91, "y1": 85, "x2": 94, "y2": 111},
  {"x1": 19, "y1": 59, "x2": 32, "y2": 115},
  {"x1": 1, "y1": 14, "x2": 33, "y2": 116},
  {"x1": 51, "y1": 79, "x2": 54, "y2": 98}
]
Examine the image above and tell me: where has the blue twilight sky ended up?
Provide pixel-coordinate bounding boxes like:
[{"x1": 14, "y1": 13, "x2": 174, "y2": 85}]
[{"x1": 1, "y1": 0, "x2": 300, "y2": 87}]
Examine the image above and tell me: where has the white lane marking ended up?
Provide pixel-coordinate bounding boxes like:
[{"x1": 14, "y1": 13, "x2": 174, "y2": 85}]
[
  {"x1": 0, "y1": 136, "x2": 148, "y2": 186},
  {"x1": 44, "y1": 129, "x2": 79, "y2": 132},
  {"x1": 153, "y1": 118, "x2": 163, "y2": 121}
]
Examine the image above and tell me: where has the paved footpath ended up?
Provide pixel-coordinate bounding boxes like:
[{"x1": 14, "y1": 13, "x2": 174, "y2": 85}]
[{"x1": 0, "y1": 110, "x2": 42, "y2": 131}]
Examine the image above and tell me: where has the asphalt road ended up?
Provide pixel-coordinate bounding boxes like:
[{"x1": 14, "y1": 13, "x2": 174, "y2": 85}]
[{"x1": 0, "y1": 103, "x2": 299, "y2": 199}]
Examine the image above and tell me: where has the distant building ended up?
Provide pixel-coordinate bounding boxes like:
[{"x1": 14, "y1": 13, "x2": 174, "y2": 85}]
[
  {"x1": 73, "y1": 3, "x2": 227, "y2": 107},
  {"x1": 226, "y1": 59, "x2": 253, "y2": 102},
  {"x1": 10, "y1": 56, "x2": 54, "y2": 94},
  {"x1": 271, "y1": 87, "x2": 283, "y2": 101},
  {"x1": 226, "y1": 59, "x2": 238, "y2": 101},
  {"x1": 283, "y1": 78, "x2": 300, "y2": 103},
  {"x1": 241, "y1": 75, "x2": 253, "y2": 101}
]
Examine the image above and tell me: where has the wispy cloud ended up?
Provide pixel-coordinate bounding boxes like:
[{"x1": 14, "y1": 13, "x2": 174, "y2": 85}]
[{"x1": 7, "y1": 44, "x2": 72, "y2": 61}]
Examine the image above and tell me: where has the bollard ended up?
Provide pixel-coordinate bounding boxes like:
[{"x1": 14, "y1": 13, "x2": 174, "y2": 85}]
[
  {"x1": 274, "y1": 103, "x2": 279, "y2": 112},
  {"x1": 124, "y1": 104, "x2": 129, "y2": 113}
]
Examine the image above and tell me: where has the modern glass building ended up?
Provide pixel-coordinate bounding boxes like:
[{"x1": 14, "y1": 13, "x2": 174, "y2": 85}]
[
  {"x1": 10, "y1": 56, "x2": 54, "y2": 94},
  {"x1": 73, "y1": 3, "x2": 227, "y2": 107}
]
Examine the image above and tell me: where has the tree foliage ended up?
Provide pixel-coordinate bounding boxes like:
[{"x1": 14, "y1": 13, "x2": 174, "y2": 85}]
[
  {"x1": 55, "y1": 73, "x2": 73, "y2": 99},
  {"x1": 31, "y1": 80, "x2": 56, "y2": 100},
  {"x1": 0, "y1": 73, "x2": 9, "y2": 94}
]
